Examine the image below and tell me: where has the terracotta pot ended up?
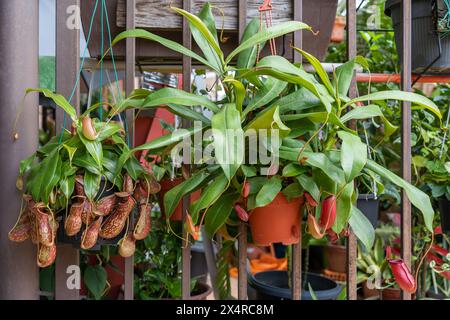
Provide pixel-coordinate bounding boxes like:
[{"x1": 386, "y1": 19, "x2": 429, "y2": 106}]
[
  {"x1": 381, "y1": 287, "x2": 401, "y2": 300},
  {"x1": 324, "y1": 244, "x2": 346, "y2": 274},
  {"x1": 158, "y1": 177, "x2": 201, "y2": 221},
  {"x1": 249, "y1": 193, "x2": 303, "y2": 246},
  {"x1": 331, "y1": 16, "x2": 346, "y2": 43},
  {"x1": 362, "y1": 280, "x2": 379, "y2": 299}
]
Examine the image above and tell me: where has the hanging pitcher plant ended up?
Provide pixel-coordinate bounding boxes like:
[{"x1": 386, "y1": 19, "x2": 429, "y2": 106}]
[
  {"x1": 108, "y1": 2, "x2": 441, "y2": 265},
  {"x1": 9, "y1": 89, "x2": 160, "y2": 267}
]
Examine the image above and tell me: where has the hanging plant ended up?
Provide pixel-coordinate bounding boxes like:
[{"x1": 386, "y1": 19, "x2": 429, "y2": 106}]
[{"x1": 8, "y1": 89, "x2": 160, "y2": 266}]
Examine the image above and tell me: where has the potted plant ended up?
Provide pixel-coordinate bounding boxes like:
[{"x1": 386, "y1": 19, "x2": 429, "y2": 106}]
[
  {"x1": 8, "y1": 89, "x2": 160, "y2": 266},
  {"x1": 134, "y1": 214, "x2": 212, "y2": 300},
  {"x1": 109, "y1": 4, "x2": 440, "y2": 291}
]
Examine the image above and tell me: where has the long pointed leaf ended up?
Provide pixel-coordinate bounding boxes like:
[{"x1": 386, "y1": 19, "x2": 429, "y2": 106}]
[
  {"x1": 365, "y1": 160, "x2": 434, "y2": 232},
  {"x1": 338, "y1": 131, "x2": 367, "y2": 182},
  {"x1": 243, "y1": 77, "x2": 287, "y2": 116},
  {"x1": 110, "y1": 29, "x2": 217, "y2": 71},
  {"x1": 349, "y1": 205, "x2": 375, "y2": 250},
  {"x1": 171, "y1": 6, "x2": 224, "y2": 67},
  {"x1": 141, "y1": 87, "x2": 219, "y2": 113},
  {"x1": 211, "y1": 104, "x2": 244, "y2": 180},
  {"x1": 345, "y1": 90, "x2": 442, "y2": 120}
]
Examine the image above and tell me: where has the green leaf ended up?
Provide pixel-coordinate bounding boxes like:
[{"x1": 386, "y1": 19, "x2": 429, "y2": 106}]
[
  {"x1": 141, "y1": 87, "x2": 219, "y2": 113},
  {"x1": 29, "y1": 149, "x2": 61, "y2": 203},
  {"x1": 197, "y1": 2, "x2": 218, "y2": 42},
  {"x1": 123, "y1": 156, "x2": 144, "y2": 181},
  {"x1": 79, "y1": 132, "x2": 103, "y2": 168},
  {"x1": 293, "y1": 48, "x2": 335, "y2": 96},
  {"x1": 245, "y1": 105, "x2": 290, "y2": 138},
  {"x1": 84, "y1": 171, "x2": 101, "y2": 201},
  {"x1": 340, "y1": 104, "x2": 383, "y2": 123},
  {"x1": 247, "y1": 55, "x2": 332, "y2": 112},
  {"x1": 282, "y1": 182, "x2": 303, "y2": 201},
  {"x1": 241, "y1": 165, "x2": 257, "y2": 177},
  {"x1": 84, "y1": 265, "x2": 107, "y2": 300},
  {"x1": 190, "y1": 174, "x2": 229, "y2": 222},
  {"x1": 236, "y1": 18, "x2": 264, "y2": 70},
  {"x1": 163, "y1": 172, "x2": 208, "y2": 218},
  {"x1": 243, "y1": 77, "x2": 287, "y2": 116},
  {"x1": 281, "y1": 111, "x2": 353, "y2": 134},
  {"x1": 340, "y1": 104, "x2": 398, "y2": 138},
  {"x1": 226, "y1": 21, "x2": 311, "y2": 64},
  {"x1": 110, "y1": 29, "x2": 217, "y2": 71},
  {"x1": 72, "y1": 152, "x2": 102, "y2": 175},
  {"x1": 19, "y1": 154, "x2": 36, "y2": 176},
  {"x1": 333, "y1": 182, "x2": 354, "y2": 233},
  {"x1": 255, "y1": 176, "x2": 282, "y2": 208},
  {"x1": 131, "y1": 126, "x2": 204, "y2": 153},
  {"x1": 345, "y1": 90, "x2": 442, "y2": 120},
  {"x1": 296, "y1": 175, "x2": 320, "y2": 202},
  {"x1": 277, "y1": 87, "x2": 320, "y2": 113},
  {"x1": 301, "y1": 151, "x2": 345, "y2": 183},
  {"x1": 62, "y1": 144, "x2": 77, "y2": 164},
  {"x1": 166, "y1": 104, "x2": 211, "y2": 125},
  {"x1": 365, "y1": 160, "x2": 434, "y2": 232},
  {"x1": 60, "y1": 174, "x2": 75, "y2": 201},
  {"x1": 349, "y1": 205, "x2": 375, "y2": 250},
  {"x1": 205, "y1": 193, "x2": 239, "y2": 238},
  {"x1": 223, "y1": 78, "x2": 245, "y2": 114},
  {"x1": 334, "y1": 56, "x2": 368, "y2": 97},
  {"x1": 26, "y1": 88, "x2": 77, "y2": 122},
  {"x1": 211, "y1": 104, "x2": 244, "y2": 180},
  {"x1": 95, "y1": 122, "x2": 124, "y2": 141},
  {"x1": 282, "y1": 163, "x2": 306, "y2": 177},
  {"x1": 193, "y1": 3, "x2": 223, "y2": 72},
  {"x1": 338, "y1": 131, "x2": 367, "y2": 182},
  {"x1": 171, "y1": 6, "x2": 224, "y2": 67}
]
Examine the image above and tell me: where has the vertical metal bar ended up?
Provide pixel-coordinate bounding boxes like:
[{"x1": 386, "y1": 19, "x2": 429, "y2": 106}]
[
  {"x1": 346, "y1": 0, "x2": 358, "y2": 301},
  {"x1": 292, "y1": 0, "x2": 303, "y2": 301},
  {"x1": 238, "y1": 0, "x2": 248, "y2": 301},
  {"x1": 124, "y1": 0, "x2": 136, "y2": 301},
  {"x1": 181, "y1": 0, "x2": 192, "y2": 300},
  {"x1": 0, "y1": 0, "x2": 39, "y2": 299},
  {"x1": 401, "y1": 0, "x2": 412, "y2": 301},
  {"x1": 55, "y1": 0, "x2": 80, "y2": 300}
]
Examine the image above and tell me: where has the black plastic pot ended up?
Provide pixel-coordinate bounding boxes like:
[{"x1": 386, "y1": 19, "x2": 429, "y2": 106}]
[
  {"x1": 439, "y1": 197, "x2": 450, "y2": 234},
  {"x1": 357, "y1": 194, "x2": 380, "y2": 228},
  {"x1": 57, "y1": 178, "x2": 133, "y2": 250},
  {"x1": 386, "y1": 0, "x2": 450, "y2": 73},
  {"x1": 248, "y1": 271, "x2": 341, "y2": 300}
]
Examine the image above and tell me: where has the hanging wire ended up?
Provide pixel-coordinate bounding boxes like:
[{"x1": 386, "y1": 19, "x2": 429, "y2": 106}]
[
  {"x1": 103, "y1": 0, "x2": 130, "y2": 146},
  {"x1": 98, "y1": 0, "x2": 105, "y2": 121},
  {"x1": 58, "y1": 0, "x2": 100, "y2": 144}
]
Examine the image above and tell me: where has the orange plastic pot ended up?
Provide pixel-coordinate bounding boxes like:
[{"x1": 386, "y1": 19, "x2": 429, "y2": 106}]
[
  {"x1": 249, "y1": 193, "x2": 303, "y2": 246},
  {"x1": 158, "y1": 177, "x2": 201, "y2": 221}
]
